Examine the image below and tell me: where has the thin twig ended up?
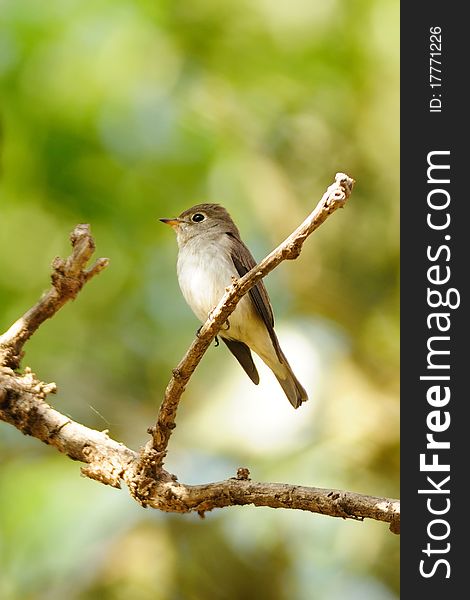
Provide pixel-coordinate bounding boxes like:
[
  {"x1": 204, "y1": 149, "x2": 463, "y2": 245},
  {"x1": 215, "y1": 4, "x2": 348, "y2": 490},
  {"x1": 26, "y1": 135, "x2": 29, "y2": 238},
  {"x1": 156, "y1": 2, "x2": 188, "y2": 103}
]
[
  {"x1": 0, "y1": 224, "x2": 109, "y2": 369},
  {"x1": 150, "y1": 173, "x2": 355, "y2": 455}
]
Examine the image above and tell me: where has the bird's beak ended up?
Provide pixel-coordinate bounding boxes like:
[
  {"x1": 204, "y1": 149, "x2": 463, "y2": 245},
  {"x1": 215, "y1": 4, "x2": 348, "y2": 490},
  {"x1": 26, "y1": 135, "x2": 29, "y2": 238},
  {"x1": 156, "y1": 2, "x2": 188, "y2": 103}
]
[{"x1": 159, "y1": 217, "x2": 183, "y2": 229}]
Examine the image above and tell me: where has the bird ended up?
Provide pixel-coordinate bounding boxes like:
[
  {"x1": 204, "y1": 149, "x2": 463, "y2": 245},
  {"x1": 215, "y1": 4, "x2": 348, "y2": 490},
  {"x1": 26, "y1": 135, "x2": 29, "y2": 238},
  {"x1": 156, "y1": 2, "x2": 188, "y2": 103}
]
[{"x1": 160, "y1": 203, "x2": 308, "y2": 408}]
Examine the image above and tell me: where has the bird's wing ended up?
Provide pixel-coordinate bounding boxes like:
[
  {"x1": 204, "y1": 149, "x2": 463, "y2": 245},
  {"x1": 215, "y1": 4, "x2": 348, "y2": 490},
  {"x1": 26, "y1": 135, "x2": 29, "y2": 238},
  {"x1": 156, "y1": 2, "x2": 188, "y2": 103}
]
[
  {"x1": 226, "y1": 232, "x2": 284, "y2": 363},
  {"x1": 219, "y1": 337, "x2": 260, "y2": 384}
]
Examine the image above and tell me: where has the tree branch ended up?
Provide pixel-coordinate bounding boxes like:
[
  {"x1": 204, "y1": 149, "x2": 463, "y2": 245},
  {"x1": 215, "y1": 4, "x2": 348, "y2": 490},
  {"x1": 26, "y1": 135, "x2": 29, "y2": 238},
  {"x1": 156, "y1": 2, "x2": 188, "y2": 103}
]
[
  {"x1": 150, "y1": 172, "x2": 355, "y2": 455},
  {"x1": 0, "y1": 367, "x2": 399, "y2": 533},
  {"x1": 0, "y1": 175, "x2": 400, "y2": 534},
  {"x1": 0, "y1": 224, "x2": 109, "y2": 369}
]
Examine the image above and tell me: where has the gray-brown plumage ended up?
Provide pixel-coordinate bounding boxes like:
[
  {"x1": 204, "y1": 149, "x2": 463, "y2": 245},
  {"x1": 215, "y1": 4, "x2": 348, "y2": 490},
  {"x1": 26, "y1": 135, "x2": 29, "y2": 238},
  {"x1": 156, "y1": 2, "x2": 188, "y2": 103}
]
[{"x1": 160, "y1": 203, "x2": 308, "y2": 408}]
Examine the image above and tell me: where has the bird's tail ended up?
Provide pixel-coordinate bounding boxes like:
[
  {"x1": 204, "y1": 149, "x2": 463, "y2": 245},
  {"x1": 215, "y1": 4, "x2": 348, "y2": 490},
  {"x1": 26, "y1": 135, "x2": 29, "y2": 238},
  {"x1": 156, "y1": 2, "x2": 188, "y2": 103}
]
[
  {"x1": 274, "y1": 364, "x2": 308, "y2": 409},
  {"x1": 268, "y1": 346, "x2": 308, "y2": 409}
]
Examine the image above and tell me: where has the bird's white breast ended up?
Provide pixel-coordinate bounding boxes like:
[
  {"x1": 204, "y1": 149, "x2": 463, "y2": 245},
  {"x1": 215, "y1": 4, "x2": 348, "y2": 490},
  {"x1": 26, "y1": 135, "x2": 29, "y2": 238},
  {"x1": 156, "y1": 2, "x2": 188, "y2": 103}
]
[{"x1": 176, "y1": 236, "x2": 253, "y2": 329}]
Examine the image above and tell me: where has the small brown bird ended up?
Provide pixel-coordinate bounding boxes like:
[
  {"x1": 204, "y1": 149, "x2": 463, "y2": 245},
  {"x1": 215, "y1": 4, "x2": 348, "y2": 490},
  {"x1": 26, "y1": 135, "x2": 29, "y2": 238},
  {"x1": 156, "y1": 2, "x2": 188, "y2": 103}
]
[{"x1": 161, "y1": 204, "x2": 308, "y2": 408}]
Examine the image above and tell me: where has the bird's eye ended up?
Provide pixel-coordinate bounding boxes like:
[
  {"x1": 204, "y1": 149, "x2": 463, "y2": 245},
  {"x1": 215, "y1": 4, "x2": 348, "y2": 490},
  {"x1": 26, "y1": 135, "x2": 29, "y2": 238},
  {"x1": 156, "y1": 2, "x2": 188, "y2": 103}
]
[{"x1": 191, "y1": 213, "x2": 205, "y2": 222}]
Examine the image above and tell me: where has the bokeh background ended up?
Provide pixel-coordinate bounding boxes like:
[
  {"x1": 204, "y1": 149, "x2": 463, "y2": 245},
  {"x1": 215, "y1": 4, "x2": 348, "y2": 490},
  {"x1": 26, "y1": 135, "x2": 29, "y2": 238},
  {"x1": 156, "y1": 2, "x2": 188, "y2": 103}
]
[{"x1": 0, "y1": 0, "x2": 399, "y2": 598}]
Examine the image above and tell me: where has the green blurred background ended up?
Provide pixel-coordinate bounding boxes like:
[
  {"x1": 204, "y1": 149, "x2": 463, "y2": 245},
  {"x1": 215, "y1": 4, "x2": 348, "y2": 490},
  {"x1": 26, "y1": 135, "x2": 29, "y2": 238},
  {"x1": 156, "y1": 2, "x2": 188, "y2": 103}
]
[{"x1": 0, "y1": 0, "x2": 399, "y2": 598}]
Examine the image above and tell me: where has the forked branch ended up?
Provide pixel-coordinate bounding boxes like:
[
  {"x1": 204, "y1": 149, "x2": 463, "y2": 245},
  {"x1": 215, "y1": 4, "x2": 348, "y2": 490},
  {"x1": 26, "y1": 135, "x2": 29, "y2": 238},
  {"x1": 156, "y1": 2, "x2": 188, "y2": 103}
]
[{"x1": 0, "y1": 174, "x2": 400, "y2": 533}]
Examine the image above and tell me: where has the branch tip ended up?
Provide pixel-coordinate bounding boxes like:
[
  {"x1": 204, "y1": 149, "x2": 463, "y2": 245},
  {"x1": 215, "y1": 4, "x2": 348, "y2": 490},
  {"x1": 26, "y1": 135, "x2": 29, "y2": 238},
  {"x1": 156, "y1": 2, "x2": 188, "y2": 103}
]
[
  {"x1": 0, "y1": 222, "x2": 108, "y2": 368},
  {"x1": 236, "y1": 467, "x2": 251, "y2": 481}
]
